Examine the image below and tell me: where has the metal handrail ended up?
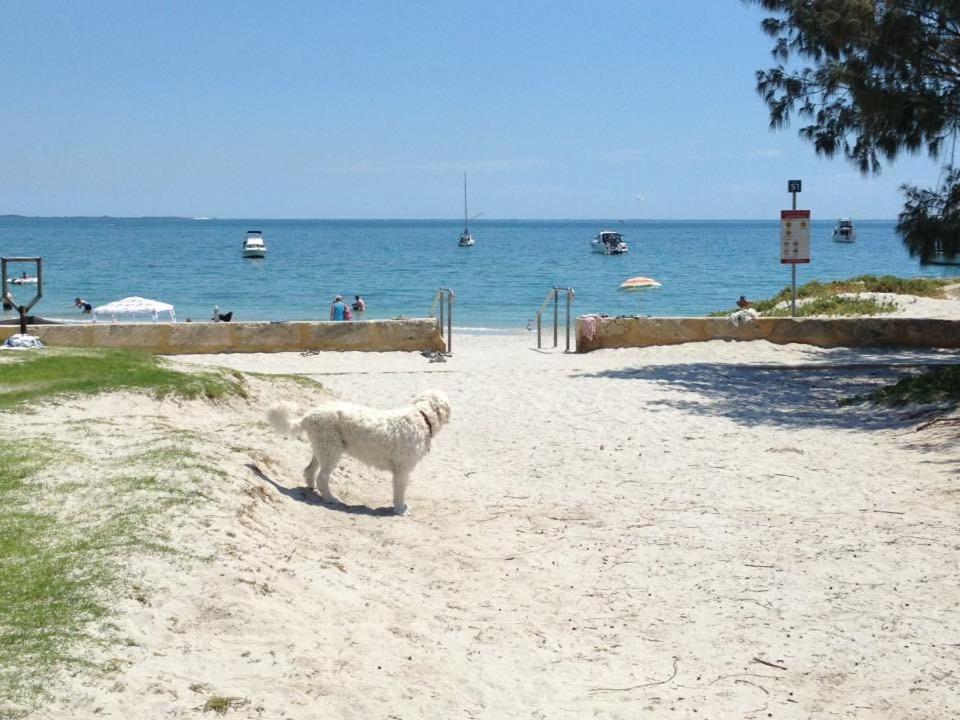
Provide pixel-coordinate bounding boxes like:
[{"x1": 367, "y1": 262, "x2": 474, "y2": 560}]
[
  {"x1": 429, "y1": 287, "x2": 455, "y2": 353},
  {"x1": 536, "y1": 286, "x2": 575, "y2": 351}
]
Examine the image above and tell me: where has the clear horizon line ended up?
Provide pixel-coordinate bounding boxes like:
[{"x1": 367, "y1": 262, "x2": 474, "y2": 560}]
[{"x1": 0, "y1": 214, "x2": 901, "y2": 222}]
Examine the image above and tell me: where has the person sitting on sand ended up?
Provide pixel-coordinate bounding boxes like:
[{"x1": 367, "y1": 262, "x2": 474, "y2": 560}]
[
  {"x1": 736, "y1": 295, "x2": 751, "y2": 309},
  {"x1": 352, "y1": 295, "x2": 365, "y2": 312},
  {"x1": 211, "y1": 305, "x2": 233, "y2": 322},
  {"x1": 73, "y1": 297, "x2": 93, "y2": 314}
]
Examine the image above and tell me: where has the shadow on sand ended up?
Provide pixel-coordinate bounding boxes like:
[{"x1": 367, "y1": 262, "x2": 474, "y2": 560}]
[
  {"x1": 572, "y1": 362, "x2": 932, "y2": 431},
  {"x1": 245, "y1": 463, "x2": 396, "y2": 517}
]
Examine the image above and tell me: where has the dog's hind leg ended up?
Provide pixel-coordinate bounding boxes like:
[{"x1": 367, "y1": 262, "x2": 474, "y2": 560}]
[
  {"x1": 315, "y1": 449, "x2": 344, "y2": 505},
  {"x1": 302, "y1": 456, "x2": 319, "y2": 491},
  {"x1": 392, "y1": 469, "x2": 412, "y2": 516}
]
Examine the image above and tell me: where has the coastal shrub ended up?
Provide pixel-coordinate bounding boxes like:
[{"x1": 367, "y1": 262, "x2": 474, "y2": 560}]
[
  {"x1": 712, "y1": 295, "x2": 896, "y2": 317},
  {"x1": 0, "y1": 348, "x2": 246, "y2": 411},
  {"x1": 769, "y1": 275, "x2": 951, "y2": 304},
  {"x1": 855, "y1": 366, "x2": 960, "y2": 407},
  {"x1": 762, "y1": 296, "x2": 897, "y2": 318},
  {"x1": 711, "y1": 274, "x2": 951, "y2": 316}
]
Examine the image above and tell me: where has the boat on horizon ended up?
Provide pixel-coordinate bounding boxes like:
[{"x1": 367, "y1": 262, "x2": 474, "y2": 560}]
[
  {"x1": 833, "y1": 218, "x2": 855, "y2": 242},
  {"x1": 458, "y1": 173, "x2": 474, "y2": 247},
  {"x1": 591, "y1": 230, "x2": 629, "y2": 255},
  {"x1": 242, "y1": 230, "x2": 267, "y2": 258}
]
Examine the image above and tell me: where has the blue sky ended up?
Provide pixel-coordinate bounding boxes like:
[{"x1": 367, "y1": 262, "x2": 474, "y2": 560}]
[{"x1": 0, "y1": 1, "x2": 947, "y2": 219}]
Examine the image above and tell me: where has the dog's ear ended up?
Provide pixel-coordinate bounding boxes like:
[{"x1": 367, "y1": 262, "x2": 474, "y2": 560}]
[
  {"x1": 427, "y1": 390, "x2": 451, "y2": 425},
  {"x1": 414, "y1": 390, "x2": 451, "y2": 426}
]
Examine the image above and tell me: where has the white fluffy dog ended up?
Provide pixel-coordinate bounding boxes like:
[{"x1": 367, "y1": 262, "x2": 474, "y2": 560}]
[{"x1": 267, "y1": 390, "x2": 451, "y2": 515}]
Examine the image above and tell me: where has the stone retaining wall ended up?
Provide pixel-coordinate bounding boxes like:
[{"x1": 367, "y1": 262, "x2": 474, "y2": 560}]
[
  {"x1": 0, "y1": 319, "x2": 446, "y2": 354},
  {"x1": 576, "y1": 316, "x2": 960, "y2": 352}
]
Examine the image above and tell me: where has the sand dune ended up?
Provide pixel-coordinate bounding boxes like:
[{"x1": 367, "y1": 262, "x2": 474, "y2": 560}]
[{"x1": 20, "y1": 332, "x2": 960, "y2": 718}]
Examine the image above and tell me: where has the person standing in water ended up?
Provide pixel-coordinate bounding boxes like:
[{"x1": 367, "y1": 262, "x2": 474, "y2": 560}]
[
  {"x1": 73, "y1": 297, "x2": 93, "y2": 314},
  {"x1": 330, "y1": 295, "x2": 348, "y2": 321}
]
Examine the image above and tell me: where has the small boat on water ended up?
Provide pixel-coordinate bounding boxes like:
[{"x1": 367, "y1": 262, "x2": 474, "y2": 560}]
[
  {"x1": 242, "y1": 231, "x2": 267, "y2": 258},
  {"x1": 8, "y1": 276, "x2": 38, "y2": 285},
  {"x1": 458, "y1": 173, "x2": 474, "y2": 247},
  {"x1": 833, "y1": 218, "x2": 855, "y2": 242},
  {"x1": 591, "y1": 230, "x2": 629, "y2": 255}
]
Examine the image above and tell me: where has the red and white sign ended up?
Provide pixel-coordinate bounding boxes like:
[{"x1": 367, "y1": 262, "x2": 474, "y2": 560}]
[{"x1": 780, "y1": 209, "x2": 811, "y2": 264}]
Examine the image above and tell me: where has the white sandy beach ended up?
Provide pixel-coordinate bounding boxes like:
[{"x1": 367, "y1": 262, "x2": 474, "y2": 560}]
[{"x1": 18, "y1": 325, "x2": 960, "y2": 719}]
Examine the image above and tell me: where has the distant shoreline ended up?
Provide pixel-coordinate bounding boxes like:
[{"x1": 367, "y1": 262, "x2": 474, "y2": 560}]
[{"x1": 0, "y1": 215, "x2": 903, "y2": 223}]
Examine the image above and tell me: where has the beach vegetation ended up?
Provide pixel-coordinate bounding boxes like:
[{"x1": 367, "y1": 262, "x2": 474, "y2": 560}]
[
  {"x1": 0, "y1": 348, "x2": 247, "y2": 411},
  {"x1": 748, "y1": 1, "x2": 960, "y2": 263},
  {"x1": 711, "y1": 274, "x2": 946, "y2": 316},
  {"x1": 0, "y1": 419, "x2": 235, "y2": 714},
  {"x1": 202, "y1": 696, "x2": 249, "y2": 714},
  {"x1": 760, "y1": 295, "x2": 896, "y2": 318},
  {"x1": 848, "y1": 366, "x2": 960, "y2": 407}
]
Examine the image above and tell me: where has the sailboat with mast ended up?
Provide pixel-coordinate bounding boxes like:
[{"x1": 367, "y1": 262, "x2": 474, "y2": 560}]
[{"x1": 458, "y1": 173, "x2": 475, "y2": 247}]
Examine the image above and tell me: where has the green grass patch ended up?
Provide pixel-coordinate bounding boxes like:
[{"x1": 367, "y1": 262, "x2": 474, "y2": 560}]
[
  {"x1": 842, "y1": 366, "x2": 960, "y2": 407},
  {"x1": 0, "y1": 432, "x2": 223, "y2": 715},
  {"x1": 0, "y1": 441, "x2": 114, "y2": 715},
  {"x1": 0, "y1": 349, "x2": 247, "y2": 411},
  {"x1": 712, "y1": 274, "x2": 952, "y2": 316}
]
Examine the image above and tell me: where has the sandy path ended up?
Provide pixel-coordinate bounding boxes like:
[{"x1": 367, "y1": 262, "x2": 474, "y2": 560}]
[{"x1": 33, "y1": 334, "x2": 960, "y2": 719}]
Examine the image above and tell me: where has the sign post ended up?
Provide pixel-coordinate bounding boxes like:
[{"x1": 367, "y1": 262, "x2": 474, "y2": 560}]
[{"x1": 781, "y1": 180, "x2": 809, "y2": 317}]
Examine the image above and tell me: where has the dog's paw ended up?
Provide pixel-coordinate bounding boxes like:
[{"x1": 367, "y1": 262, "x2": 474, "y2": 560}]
[{"x1": 393, "y1": 504, "x2": 410, "y2": 516}]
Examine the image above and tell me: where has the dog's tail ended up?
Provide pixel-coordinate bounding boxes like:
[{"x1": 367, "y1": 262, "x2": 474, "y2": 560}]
[{"x1": 267, "y1": 402, "x2": 305, "y2": 439}]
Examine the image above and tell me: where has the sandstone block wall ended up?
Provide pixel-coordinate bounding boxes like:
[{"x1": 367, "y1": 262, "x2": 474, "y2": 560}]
[
  {"x1": 576, "y1": 316, "x2": 960, "y2": 352},
  {"x1": 0, "y1": 319, "x2": 447, "y2": 354}
]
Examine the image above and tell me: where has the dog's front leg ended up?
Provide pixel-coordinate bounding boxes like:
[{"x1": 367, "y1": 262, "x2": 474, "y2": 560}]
[{"x1": 392, "y1": 470, "x2": 411, "y2": 516}]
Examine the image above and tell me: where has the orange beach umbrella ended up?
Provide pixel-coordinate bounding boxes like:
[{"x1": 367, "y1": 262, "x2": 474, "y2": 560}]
[{"x1": 619, "y1": 276, "x2": 662, "y2": 290}]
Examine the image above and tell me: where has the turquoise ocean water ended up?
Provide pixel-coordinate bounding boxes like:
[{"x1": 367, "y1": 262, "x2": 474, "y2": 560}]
[{"x1": 1, "y1": 217, "x2": 957, "y2": 329}]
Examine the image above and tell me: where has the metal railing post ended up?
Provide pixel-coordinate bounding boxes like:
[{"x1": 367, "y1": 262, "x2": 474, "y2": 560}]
[
  {"x1": 446, "y1": 291, "x2": 453, "y2": 354},
  {"x1": 430, "y1": 287, "x2": 455, "y2": 354},
  {"x1": 535, "y1": 286, "x2": 574, "y2": 351},
  {"x1": 553, "y1": 288, "x2": 559, "y2": 348},
  {"x1": 438, "y1": 294, "x2": 444, "y2": 344}
]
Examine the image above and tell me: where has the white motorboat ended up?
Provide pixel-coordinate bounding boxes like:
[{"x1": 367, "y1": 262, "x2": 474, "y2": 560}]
[
  {"x1": 833, "y1": 218, "x2": 855, "y2": 242},
  {"x1": 8, "y1": 276, "x2": 38, "y2": 285},
  {"x1": 458, "y1": 173, "x2": 475, "y2": 247},
  {"x1": 242, "y1": 230, "x2": 267, "y2": 258},
  {"x1": 591, "y1": 230, "x2": 629, "y2": 254}
]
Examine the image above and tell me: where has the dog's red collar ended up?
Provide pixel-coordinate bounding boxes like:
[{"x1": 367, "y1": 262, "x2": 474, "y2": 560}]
[{"x1": 419, "y1": 410, "x2": 434, "y2": 437}]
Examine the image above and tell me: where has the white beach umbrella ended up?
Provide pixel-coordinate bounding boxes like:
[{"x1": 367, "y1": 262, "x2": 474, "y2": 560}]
[{"x1": 93, "y1": 296, "x2": 177, "y2": 323}]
